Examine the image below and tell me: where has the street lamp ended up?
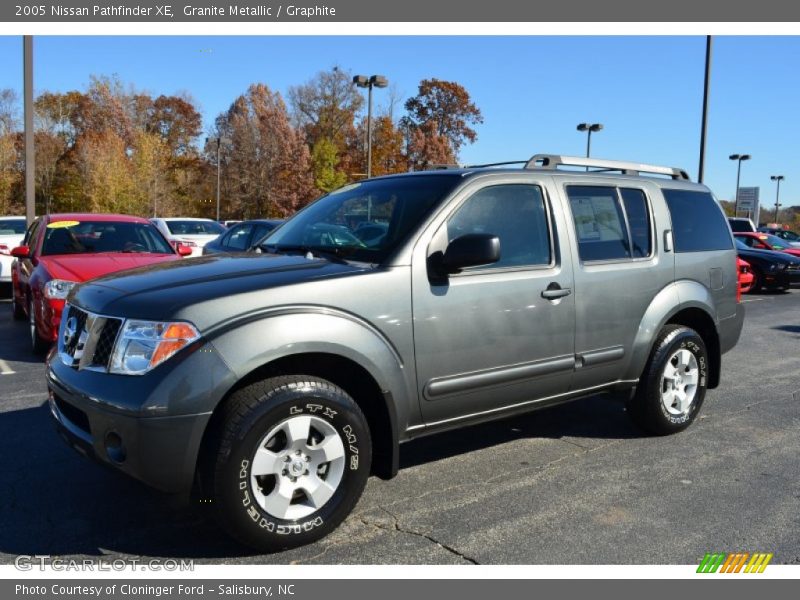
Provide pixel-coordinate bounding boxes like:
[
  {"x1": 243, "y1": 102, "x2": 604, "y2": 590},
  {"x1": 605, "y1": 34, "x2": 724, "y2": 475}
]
[
  {"x1": 729, "y1": 154, "x2": 751, "y2": 216},
  {"x1": 353, "y1": 74, "x2": 388, "y2": 178},
  {"x1": 576, "y1": 123, "x2": 603, "y2": 159},
  {"x1": 770, "y1": 175, "x2": 785, "y2": 223},
  {"x1": 206, "y1": 136, "x2": 225, "y2": 221}
]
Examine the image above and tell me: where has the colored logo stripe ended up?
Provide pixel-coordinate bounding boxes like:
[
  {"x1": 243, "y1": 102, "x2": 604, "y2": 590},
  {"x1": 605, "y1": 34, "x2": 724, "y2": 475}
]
[{"x1": 697, "y1": 552, "x2": 773, "y2": 573}]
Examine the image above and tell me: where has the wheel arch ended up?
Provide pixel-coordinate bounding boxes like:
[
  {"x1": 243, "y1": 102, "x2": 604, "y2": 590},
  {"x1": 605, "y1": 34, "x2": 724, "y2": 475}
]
[{"x1": 625, "y1": 281, "x2": 722, "y2": 389}]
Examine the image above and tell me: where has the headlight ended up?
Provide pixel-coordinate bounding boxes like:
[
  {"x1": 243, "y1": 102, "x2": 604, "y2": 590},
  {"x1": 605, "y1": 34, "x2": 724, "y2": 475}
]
[
  {"x1": 44, "y1": 279, "x2": 76, "y2": 300},
  {"x1": 109, "y1": 320, "x2": 200, "y2": 375}
]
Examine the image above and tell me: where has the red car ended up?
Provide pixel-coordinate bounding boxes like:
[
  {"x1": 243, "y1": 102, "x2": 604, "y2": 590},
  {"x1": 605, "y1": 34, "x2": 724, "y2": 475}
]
[
  {"x1": 10, "y1": 213, "x2": 190, "y2": 353},
  {"x1": 737, "y1": 257, "x2": 755, "y2": 295},
  {"x1": 733, "y1": 232, "x2": 800, "y2": 258}
]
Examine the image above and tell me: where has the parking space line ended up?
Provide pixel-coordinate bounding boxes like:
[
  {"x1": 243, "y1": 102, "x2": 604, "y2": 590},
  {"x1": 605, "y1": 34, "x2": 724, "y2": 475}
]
[{"x1": 0, "y1": 359, "x2": 16, "y2": 375}]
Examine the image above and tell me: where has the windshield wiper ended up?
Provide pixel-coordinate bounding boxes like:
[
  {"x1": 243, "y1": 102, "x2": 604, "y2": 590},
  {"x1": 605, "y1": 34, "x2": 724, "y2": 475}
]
[{"x1": 259, "y1": 244, "x2": 352, "y2": 265}]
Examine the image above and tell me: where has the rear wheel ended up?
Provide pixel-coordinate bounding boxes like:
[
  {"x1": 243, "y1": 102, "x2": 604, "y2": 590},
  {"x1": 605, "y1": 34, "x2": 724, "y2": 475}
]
[
  {"x1": 211, "y1": 375, "x2": 371, "y2": 552},
  {"x1": 627, "y1": 325, "x2": 708, "y2": 435},
  {"x1": 11, "y1": 288, "x2": 25, "y2": 320}
]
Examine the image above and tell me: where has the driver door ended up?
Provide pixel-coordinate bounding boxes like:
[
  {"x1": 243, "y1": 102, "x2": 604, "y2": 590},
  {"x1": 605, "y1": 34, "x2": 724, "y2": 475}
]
[{"x1": 411, "y1": 178, "x2": 576, "y2": 425}]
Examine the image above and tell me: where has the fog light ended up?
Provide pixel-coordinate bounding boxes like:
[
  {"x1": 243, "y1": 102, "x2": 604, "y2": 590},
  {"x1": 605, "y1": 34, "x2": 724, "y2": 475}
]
[{"x1": 104, "y1": 431, "x2": 126, "y2": 463}]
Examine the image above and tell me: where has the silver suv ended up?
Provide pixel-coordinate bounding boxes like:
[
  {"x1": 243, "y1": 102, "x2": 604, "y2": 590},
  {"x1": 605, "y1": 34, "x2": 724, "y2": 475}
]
[{"x1": 47, "y1": 154, "x2": 744, "y2": 551}]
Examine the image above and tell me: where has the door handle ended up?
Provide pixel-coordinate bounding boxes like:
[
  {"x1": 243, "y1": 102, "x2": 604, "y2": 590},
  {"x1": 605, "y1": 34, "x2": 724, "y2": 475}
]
[{"x1": 541, "y1": 283, "x2": 572, "y2": 300}]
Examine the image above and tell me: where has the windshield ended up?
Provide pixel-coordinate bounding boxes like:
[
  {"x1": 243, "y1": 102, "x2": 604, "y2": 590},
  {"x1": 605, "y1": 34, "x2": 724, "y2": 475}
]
[
  {"x1": 41, "y1": 220, "x2": 174, "y2": 256},
  {"x1": 166, "y1": 220, "x2": 226, "y2": 235},
  {"x1": 734, "y1": 239, "x2": 749, "y2": 251},
  {"x1": 260, "y1": 175, "x2": 461, "y2": 263},
  {"x1": 760, "y1": 234, "x2": 790, "y2": 249},
  {"x1": 0, "y1": 219, "x2": 26, "y2": 235}
]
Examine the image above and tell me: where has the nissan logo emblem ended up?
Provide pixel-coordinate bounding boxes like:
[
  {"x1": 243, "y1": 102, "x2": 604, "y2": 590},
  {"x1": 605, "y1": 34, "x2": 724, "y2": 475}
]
[{"x1": 63, "y1": 316, "x2": 78, "y2": 346}]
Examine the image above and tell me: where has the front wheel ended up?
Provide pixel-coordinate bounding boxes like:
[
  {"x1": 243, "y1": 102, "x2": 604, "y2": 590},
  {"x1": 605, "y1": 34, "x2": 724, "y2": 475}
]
[
  {"x1": 211, "y1": 375, "x2": 371, "y2": 552},
  {"x1": 627, "y1": 325, "x2": 708, "y2": 435},
  {"x1": 29, "y1": 298, "x2": 49, "y2": 355}
]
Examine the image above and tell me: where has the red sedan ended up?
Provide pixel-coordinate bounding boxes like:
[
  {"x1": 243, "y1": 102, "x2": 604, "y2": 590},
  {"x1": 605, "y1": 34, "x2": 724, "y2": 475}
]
[
  {"x1": 733, "y1": 232, "x2": 800, "y2": 258},
  {"x1": 10, "y1": 213, "x2": 190, "y2": 353}
]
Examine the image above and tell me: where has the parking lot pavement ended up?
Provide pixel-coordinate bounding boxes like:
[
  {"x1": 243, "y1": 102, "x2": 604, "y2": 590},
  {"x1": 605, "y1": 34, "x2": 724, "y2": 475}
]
[{"x1": 1, "y1": 291, "x2": 798, "y2": 565}]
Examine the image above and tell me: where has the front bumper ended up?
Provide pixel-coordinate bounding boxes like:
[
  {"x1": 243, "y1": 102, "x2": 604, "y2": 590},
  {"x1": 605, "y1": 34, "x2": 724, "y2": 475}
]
[
  {"x1": 764, "y1": 268, "x2": 800, "y2": 288},
  {"x1": 46, "y1": 340, "x2": 237, "y2": 494}
]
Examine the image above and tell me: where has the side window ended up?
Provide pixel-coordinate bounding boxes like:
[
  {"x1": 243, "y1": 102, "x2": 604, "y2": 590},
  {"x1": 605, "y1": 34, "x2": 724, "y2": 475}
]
[
  {"x1": 250, "y1": 224, "x2": 270, "y2": 247},
  {"x1": 446, "y1": 184, "x2": 551, "y2": 270},
  {"x1": 225, "y1": 223, "x2": 254, "y2": 251},
  {"x1": 663, "y1": 189, "x2": 733, "y2": 252},
  {"x1": 566, "y1": 186, "x2": 631, "y2": 261},
  {"x1": 620, "y1": 188, "x2": 652, "y2": 258}
]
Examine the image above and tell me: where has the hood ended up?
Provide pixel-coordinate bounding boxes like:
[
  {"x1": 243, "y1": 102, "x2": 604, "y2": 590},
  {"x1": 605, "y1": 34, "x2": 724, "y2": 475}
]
[
  {"x1": 40, "y1": 253, "x2": 180, "y2": 282},
  {"x1": 71, "y1": 252, "x2": 369, "y2": 320},
  {"x1": 736, "y1": 246, "x2": 800, "y2": 264}
]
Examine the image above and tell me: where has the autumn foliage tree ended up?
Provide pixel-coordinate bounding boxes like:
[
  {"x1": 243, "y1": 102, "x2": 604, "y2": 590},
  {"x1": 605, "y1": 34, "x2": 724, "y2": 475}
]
[
  {"x1": 403, "y1": 78, "x2": 483, "y2": 163},
  {"x1": 213, "y1": 83, "x2": 315, "y2": 219}
]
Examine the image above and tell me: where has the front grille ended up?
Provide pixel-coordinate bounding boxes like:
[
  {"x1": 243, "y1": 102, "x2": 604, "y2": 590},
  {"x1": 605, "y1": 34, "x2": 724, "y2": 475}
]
[
  {"x1": 92, "y1": 318, "x2": 122, "y2": 367},
  {"x1": 59, "y1": 303, "x2": 123, "y2": 371},
  {"x1": 54, "y1": 394, "x2": 91, "y2": 435}
]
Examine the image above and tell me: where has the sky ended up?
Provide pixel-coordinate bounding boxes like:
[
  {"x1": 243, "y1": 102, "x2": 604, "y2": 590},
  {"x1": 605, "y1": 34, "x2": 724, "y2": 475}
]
[{"x1": 0, "y1": 35, "x2": 796, "y2": 210}]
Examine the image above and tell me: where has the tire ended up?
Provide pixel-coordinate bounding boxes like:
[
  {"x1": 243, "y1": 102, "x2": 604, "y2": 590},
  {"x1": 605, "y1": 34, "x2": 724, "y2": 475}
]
[
  {"x1": 211, "y1": 375, "x2": 371, "y2": 552},
  {"x1": 11, "y1": 289, "x2": 25, "y2": 320},
  {"x1": 748, "y1": 268, "x2": 762, "y2": 293},
  {"x1": 29, "y1": 297, "x2": 49, "y2": 355},
  {"x1": 627, "y1": 325, "x2": 708, "y2": 435}
]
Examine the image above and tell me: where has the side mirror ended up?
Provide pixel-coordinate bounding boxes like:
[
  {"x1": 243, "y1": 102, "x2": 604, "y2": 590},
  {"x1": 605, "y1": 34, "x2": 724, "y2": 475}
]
[
  {"x1": 176, "y1": 243, "x2": 193, "y2": 257},
  {"x1": 10, "y1": 245, "x2": 30, "y2": 259},
  {"x1": 441, "y1": 234, "x2": 501, "y2": 273}
]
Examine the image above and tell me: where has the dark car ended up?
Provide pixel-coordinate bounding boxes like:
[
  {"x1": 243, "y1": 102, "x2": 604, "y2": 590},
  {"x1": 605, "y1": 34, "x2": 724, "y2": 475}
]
[
  {"x1": 734, "y1": 238, "x2": 800, "y2": 292},
  {"x1": 202, "y1": 219, "x2": 284, "y2": 255}
]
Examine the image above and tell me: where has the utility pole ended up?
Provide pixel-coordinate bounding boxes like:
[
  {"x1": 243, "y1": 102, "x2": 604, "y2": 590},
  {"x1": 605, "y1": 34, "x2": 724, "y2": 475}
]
[{"x1": 23, "y1": 36, "x2": 35, "y2": 224}]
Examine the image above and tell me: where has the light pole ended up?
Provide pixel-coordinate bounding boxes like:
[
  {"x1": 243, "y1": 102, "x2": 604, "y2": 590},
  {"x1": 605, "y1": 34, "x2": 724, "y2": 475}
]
[
  {"x1": 353, "y1": 74, "x2": 388, "y2": 178},
  {"x1": 729, "y1": 154, "x2": 751, "y2": 216},
  {"x1": 577, "y1": 123, "x2": 603, "y2": 159},
  {"x1": 206, "y1": 136, "x2": 223, "y2": 221},
  {"x1": 770, "y1": 175, "x2": 784, "y2": 223}
]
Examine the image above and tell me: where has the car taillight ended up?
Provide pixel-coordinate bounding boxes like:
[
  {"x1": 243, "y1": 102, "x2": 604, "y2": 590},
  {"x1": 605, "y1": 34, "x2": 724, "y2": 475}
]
[{"x1": 0, "y1": 244, "x2": 10, "y2": 256}]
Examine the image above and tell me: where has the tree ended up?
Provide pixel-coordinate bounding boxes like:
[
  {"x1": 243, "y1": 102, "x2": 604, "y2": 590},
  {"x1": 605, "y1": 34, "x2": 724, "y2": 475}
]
[
  {"x1": 214, "y1": 83, "x2": 315, "y2": 219},
  {"x1": 404, "y1": 78, "x2": 483, "y2": 157},
  {"x1": 311, "y1": 137, "x2": 347, "y2": 193},
  {"x1": 288, "y1": 67, "x2": 363, "y2": 150},
  {"x1": 406, "y1": 121, "x2": 455, "y2": 171}
]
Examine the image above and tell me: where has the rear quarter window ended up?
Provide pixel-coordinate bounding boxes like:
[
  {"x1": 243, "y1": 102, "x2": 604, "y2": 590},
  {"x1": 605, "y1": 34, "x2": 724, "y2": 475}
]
[{"x1": 663, "y1": 189, "x2": 733, "y2": 252}]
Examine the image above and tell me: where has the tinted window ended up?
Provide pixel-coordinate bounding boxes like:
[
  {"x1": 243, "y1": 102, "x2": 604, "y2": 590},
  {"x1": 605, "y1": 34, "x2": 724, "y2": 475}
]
[
  {"x1": 0, "y1": 219, "x2": 26, "y2": 235},
  {"x1": 728, "y1": 219, "x2": 755, "y2": 233},
  {"x1": 620, "y1": 188, "x2": 652, "y2": 258},
  {"x1": 566, "y1": 186, "x2": 630, "y2": 261},
  {"x1": 664, "y1": 190, "x2": 733, "y2": 252},
  {"x1": 224, "y1": 223, "x2": 254, "y2": 251},
  {"x1": 41, "y1": 221, "x2": 174, "y2": 256},
  {"x1": 446, "y1": 184, "x2": 551, "y2": 269},
  {"x1": 166, "y1": 220, "x2": 225, "y2": 235}
]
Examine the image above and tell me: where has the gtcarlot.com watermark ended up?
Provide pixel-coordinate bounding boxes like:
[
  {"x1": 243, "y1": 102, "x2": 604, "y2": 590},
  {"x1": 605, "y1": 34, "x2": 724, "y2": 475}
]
[{"x1": 14, "y1": 555, "x2": 194, "y2": 572}]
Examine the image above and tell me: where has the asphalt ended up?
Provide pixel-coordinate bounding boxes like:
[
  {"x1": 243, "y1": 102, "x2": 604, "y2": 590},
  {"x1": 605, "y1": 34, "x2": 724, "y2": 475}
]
[{"x1": 0, "y1": 288, "x2": 798, "y2": 565}]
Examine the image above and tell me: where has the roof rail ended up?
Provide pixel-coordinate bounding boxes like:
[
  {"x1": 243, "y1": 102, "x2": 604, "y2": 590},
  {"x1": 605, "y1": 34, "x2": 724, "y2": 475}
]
[
  {"x1": 525, "y1": 154, "x2": 691, "y2": 181},
  {"x1": 465, "y1": 160, "x2": 528, "y2": 168}
]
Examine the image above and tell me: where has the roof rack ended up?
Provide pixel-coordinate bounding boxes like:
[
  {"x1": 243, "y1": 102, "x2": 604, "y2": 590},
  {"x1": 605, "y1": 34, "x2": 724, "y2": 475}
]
[
  {"x1": 465, "y1": 160, "x2": 528, "y2": 169},
  {"x1": 525, "y1": 154, "x2": 691, "y2": 181}
]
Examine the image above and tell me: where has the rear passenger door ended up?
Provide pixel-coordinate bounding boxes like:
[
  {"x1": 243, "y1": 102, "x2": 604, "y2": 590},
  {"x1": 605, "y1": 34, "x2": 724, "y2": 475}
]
[
  {"x1": 412, "y1": 178, "x2": 577, "y2": 424},
  {"x1": 560, "y1": 181, "x2": 674, "y2": 391}
]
